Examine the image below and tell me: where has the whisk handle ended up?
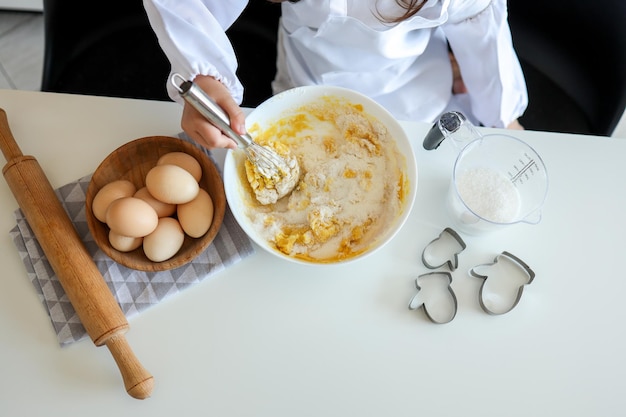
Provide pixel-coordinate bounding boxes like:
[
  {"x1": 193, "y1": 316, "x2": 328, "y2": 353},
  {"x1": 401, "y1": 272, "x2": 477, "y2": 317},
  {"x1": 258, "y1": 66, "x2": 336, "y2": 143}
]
[{"x1": 170, "y1": 73, "x2": 252, "y2": 148}]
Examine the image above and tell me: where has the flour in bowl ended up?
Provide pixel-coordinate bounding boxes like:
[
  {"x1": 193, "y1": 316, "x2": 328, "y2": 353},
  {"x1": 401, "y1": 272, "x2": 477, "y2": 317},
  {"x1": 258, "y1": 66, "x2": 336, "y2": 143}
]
[{"x1": 239, "y1": 96, "x2": 409, "y2": 263}]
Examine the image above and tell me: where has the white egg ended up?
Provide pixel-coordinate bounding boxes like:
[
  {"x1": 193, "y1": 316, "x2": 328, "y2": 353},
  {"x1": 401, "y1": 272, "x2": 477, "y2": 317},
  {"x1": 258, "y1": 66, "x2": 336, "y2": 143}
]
[
  {"x1": 105, "y1": 197, "x2": 159, "y2": 238},
  {"x1": 143, "y1": 217, "x2": 185, "y2": 262},
  {"x1": 157, "y1": 151, "x2": 202, "y2": 182},
  {"x1": 92, "y1": 179, "x2": 136, "y2": 222},
  {"x1": 145, "y1": 164, "x2": 199, "y2": 204},
  {"x1": 177, "y1": 188, "x2": 214, "y2": 238}
]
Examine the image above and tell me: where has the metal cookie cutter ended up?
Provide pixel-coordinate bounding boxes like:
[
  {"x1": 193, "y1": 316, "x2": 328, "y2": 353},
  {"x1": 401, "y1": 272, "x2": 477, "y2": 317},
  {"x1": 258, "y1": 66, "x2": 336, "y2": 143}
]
[
  {"x1": 470, "y1": 251, "x2": 535, "y2": 315},
  {"x1": 421, "y1": 227, "x2": 466, "y2": 271},
  {"x1": 408, "y1": 272, "x2": 458, "y2": 324}
]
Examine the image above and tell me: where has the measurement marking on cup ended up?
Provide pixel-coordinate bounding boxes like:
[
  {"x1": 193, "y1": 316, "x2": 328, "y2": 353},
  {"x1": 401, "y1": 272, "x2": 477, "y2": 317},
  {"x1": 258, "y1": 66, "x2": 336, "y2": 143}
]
[{"x1": 509, "y1": 153, "x2": 539, "y2": 185}]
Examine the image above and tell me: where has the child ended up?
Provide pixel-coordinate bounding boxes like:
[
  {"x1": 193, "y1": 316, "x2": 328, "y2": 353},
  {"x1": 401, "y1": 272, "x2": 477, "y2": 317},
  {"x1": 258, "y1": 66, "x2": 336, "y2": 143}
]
[{"x1": 143, "y1": 0, "x2": 527, "y2": 150}]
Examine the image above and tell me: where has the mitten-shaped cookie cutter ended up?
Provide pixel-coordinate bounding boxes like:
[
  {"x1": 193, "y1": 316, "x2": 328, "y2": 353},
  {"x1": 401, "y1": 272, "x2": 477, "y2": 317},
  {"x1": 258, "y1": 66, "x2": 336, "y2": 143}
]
[
  {"x1": 470, "y1": 251, "x2": 535, "y2": 315},
  {"x1": 421, "y1": 227, "x2": 466, "y2": 271},
  {"x1": 408, "y1": 272, "x2": 458, "y2": 324}
]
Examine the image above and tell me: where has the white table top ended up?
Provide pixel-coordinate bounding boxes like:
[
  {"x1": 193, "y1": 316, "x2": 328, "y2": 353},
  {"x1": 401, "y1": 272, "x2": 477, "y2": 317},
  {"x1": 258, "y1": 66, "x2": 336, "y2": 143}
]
[{"x1": 1, "y1": 89, "x2": 625, "y2": 416}]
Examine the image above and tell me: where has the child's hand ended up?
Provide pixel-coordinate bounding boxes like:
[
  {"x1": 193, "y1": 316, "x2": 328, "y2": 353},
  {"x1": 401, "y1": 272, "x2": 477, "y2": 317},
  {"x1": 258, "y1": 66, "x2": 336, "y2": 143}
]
[
  {"x1": 181, "y1": 75, "x2": 246, "y2": 150},
  {"x1": 507, "y1": 119, "x2": 524, "y2": 130}
]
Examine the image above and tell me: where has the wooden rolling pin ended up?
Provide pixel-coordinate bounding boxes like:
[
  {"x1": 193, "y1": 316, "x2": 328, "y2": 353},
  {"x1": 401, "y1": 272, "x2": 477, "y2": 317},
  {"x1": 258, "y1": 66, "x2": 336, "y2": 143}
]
[{"x1": 0, "y1": 108, "x2": 154, "y2": 399}]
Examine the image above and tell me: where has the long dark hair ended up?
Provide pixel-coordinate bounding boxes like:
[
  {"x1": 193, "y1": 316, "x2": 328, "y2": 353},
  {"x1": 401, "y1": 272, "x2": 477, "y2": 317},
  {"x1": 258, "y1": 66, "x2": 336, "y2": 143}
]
[
  {"x1": 270, "y1": 0, "x2": 428, "y2": 23},
  {"x1": 381, "y1": 0, "x2": 428, "y2": 23}
]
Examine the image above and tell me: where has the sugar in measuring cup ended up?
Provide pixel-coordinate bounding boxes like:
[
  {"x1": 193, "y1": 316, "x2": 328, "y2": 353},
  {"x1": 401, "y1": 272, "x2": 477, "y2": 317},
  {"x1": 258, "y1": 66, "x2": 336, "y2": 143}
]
[
  {"x1": 424, "y1": 112, "x2": 549, "y2": 235},
  {"x1": 448, "y1": 134, "x2": 548, "y2": 235}
]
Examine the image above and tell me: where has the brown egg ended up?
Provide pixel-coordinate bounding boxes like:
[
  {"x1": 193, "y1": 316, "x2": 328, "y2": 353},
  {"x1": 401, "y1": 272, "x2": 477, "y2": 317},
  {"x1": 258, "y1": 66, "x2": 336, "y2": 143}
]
[
  {"x1": 92, "y1": 179, "x2": 136, "y2": 222},
  {"x1": 105, "y1": 197, "x2": 159, "y2": 238},
  {"x1": 108, "y1": 230, "x2": 143, "y2": 252},
  {"x1": 145, "y1": 164, "x2": 200, "y2": 204},
  {"x1": 143, "y1": 217, "x2": 185, "y2": 262},
  {"x1": 157, "y1": 151, "x2": 202, "y2": 182},
  {"x1": 134, "y1": 186, "x2": 177, "y2": 218},
  {"x1": 177, "y1": 188, "x2": 214, "y2": 238}
]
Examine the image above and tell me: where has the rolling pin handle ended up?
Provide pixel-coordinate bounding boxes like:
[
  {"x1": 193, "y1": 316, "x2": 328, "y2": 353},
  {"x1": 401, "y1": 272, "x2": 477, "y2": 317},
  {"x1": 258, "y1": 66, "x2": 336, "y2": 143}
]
[
  {"x1": 106, "y1": 334, "x2": 155, "y2": 399},
  {"x1": 0, "y1": 108, "x2": 25, "y2": 161}
]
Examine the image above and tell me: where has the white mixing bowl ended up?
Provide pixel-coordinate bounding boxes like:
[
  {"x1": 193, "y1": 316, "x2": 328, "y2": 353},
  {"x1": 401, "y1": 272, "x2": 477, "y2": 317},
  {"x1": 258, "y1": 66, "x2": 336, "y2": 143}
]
[{"x1": 224, "y1": 85, "x2": 418, "y2": 265}]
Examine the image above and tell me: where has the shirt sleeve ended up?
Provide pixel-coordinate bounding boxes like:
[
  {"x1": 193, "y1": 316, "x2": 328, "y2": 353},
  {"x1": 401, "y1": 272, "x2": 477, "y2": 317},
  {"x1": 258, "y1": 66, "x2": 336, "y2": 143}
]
[
  {"x1": 142, "y1": 0, "x2": 248, "y2": 104},
  {"x1": 442, "y1": 0, "x2": 528, "y2": 128}
]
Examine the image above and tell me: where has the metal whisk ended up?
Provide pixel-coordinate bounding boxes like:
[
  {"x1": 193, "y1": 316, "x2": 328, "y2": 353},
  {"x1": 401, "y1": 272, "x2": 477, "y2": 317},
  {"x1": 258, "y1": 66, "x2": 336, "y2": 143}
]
[{"x1": 171, "y1": 73, "x2": 291, "y2": 177}]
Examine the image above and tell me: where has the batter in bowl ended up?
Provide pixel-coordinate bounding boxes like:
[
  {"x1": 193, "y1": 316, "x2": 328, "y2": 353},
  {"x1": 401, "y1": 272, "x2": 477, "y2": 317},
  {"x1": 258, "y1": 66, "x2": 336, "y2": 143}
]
[{"x1": 240, "y1": 96, "x2": 409, "y2": 263}]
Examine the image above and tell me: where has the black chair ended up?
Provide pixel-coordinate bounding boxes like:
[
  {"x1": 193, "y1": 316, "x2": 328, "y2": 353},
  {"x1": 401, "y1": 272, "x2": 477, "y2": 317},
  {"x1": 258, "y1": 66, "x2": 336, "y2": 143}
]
[
  {"x1": 41, "y1": 0, "x2": 281, "y2": 107},
  {"x1": 508, "y1": 0, "x2": 626, "y2": 136},
  {"x1": 226, "y1": 1, "x2": 281, "y2": 107},
  {"x1": 41, "y1": 0, "x2": 171, "y2": 101}
]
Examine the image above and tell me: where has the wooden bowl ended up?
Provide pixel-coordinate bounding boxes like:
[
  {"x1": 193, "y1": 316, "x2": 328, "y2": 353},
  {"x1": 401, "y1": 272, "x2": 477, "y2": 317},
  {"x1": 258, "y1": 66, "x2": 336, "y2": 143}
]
[{"x1": 85, "y1": 135, "x2": 225, "y2": 271}]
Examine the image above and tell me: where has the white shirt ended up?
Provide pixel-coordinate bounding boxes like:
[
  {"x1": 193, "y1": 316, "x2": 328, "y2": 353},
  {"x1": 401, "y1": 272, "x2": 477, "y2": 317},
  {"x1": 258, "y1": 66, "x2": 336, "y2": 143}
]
[{"x1": 143, "y1": 0, "x2": 527, "y2": 128}]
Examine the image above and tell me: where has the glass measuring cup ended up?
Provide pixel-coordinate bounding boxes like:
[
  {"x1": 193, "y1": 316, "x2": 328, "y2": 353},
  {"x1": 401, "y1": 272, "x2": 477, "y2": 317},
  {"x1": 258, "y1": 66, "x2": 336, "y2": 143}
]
[
  {"x1": 424, "y1": 112, "x2": 549, "y2": 235},
  {"x1": 448, "y1": 134, "x2": 548, "y2": 235}
]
